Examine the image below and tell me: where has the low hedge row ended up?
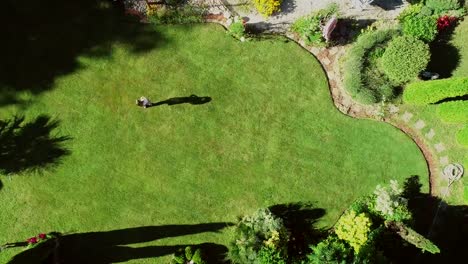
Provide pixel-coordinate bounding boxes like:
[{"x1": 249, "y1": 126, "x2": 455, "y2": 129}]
[
  {"x1": 343, "y1": 29, "x2": 398, "y2": 104},
  {"x1": 403, "y1": 77, "x2": 468, "y2": 105},
  {"x1": 437, "y1": 101, "x2": 468, "y2": 123},
  {"x1": 456, "y1": 125, "x2": 468, "y2": 147}
]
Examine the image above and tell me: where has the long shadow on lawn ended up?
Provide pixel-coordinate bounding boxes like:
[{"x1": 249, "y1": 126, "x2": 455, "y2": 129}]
[
  {"x1": 0, "y1": 0, "x2": 165, "y2": 107},
  {"x1": 382, "y1": 176, "x2": 468, "y2": 263},
  {"x1": 151, "y1": 95, "x2": 212, "y2": 107},
  {"x1": 269, "y1": 202, "x2": 326, "y2": 261},
  {"x1": 0, "y1": 115, "x2": 71, "y2": 175},
  {"x1": 7, "y1": 222, "x2": 233, "y2": 264}
]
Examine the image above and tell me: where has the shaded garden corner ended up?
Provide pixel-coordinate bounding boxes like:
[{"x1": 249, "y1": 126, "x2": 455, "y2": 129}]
[
  {"x1": 0, "y1": 0, "x2": 166, "y2": 107},
  {"x1": 0, "y1": 115, "x2": 71, "y2": 175},
  {"x1": 6, "y1": 222, "x2": 232, "y2": 264}
]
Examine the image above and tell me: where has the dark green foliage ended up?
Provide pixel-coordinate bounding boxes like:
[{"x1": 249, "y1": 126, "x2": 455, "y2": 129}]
[
  {"x1": 381, "y1": 36, "x2": 430, "y2": 84},
  {"x1": 457, "y1": 126, "x2": 468, "y2": 147},
  {"x1": 343, "y1": 29, "x2": 399, "y2": 104},
  {"x1": 426, "y1": 0, "x2": 461, "y2": 13},
  {"x1": 307, "y1": 236, "x2": 353, "y2": 264},
  {"x1": 403, "y1": 77, "x2": 468, "y2": 105},
  {"x1": 290, "y1": 3, "x2": 338, "y2": 46},
  {"x1": 402, "y1": 14, "x2": 438, "y2": 42},
  {"x1": 257, "y1": 247, "x2": 287, "y2": 264},
  {"x1": 437, "y1": 101, "x2": 468, "y2": 123},
  {"x1": 148, "y1": 6, "x2": 205, "y2": 24}
]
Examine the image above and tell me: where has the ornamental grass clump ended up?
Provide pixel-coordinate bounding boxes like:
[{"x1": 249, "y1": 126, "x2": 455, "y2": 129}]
[{"x1": 381, "y1": 36, "x2": 430, "y2": 84}]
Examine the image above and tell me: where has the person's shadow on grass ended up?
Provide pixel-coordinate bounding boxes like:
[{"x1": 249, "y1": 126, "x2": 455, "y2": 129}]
[
  {"x1": 7, "y1": 222, "x2": 232, "y2": 264},
  {"x1": 151, "y1": 95, "x2": 212, "y2": 107}
]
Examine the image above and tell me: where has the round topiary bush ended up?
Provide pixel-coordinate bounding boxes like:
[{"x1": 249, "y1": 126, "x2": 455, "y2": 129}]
[{"x1": 381, "y1": 36, "x2": 430, "y2": 84}]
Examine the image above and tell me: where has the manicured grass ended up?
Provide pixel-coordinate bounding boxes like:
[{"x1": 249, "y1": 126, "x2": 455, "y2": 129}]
[
  {"x1": 452, "y1": 18, "x2": 468, "y2": 77},
  {"x1": 0, "y1": 24, "x2": 428, "y2": 263}
]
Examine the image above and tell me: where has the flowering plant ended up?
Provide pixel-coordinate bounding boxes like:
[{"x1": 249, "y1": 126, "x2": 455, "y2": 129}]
[
  {"x1": 437, "y1": 15, "x2": 457, "y2": 31},
  {"x1": 26, "y1": 233, "x2": 56, "y2": 249}
]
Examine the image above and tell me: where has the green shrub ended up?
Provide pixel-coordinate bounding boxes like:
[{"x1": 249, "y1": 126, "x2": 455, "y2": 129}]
[
  {"x1": 381, "y1": 36, "x2": 430, "y2": 84},
  {"x1": 290, "y1": 3, "x2": 339, "y2": 46},
  {"x1": 437, "y1": 101, "x2": 468, "y2": 123},
  {"x1": 456, "y1": 125, "x2": 468, "y2": 147},
  {"x1": 426, "y1": 0, "x2": 461, "y2": 14},
  {"x1": 398, "y1": 3, "x2": 423, "y2": 21},
  {"x1": 307, "y1": 236, "x2": 353, "y2": 264},
  {"x1": 402, "y1": 14, "x2": 438, "y2": 42},
  {"x1": 343, "y1": 29, "x2": 399, "y2": 104},
  {"x1": 403, "y1": 77, "x2": 468, "y2": 105},
  {"x1": 257, "y1": 246, "x2": 287, "y2": 264},
  {"x1": 148, "y1": 5, "x2": 205, "y2": 24},
  {"x1": 172, "y1": 246, "x2": 205, "y2": 264},
  {"x1": 228, "y1": 208, "x2": 288, "y2": 263},
  {"x1": 334, "y1": 210, "x2": 372, "y2": 254},
  {"x1": 253, "y1": 0, "x2": 282, "y2": 17},
  {"x1": 228, "y1": 17, "x2": 246, "y2": 40},
  {"x1": 372, "y1": 180, "x2": 412, "y2": 223}
]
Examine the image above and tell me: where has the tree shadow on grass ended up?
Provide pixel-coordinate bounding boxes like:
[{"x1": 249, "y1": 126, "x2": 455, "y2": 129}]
[
  {"x1": 7, "y1": 223, "x2": 233, "y2": 264},
  {"x1": 397, "y1": 175, "x2": 468, "y2": 263},
  {"x1": 151, "y1": 95, "x2": 212, "y2": 107},
  {"x1": 426, "y1": 29, "x2": 460, "y2": 79},
  {"x1": 269, "y1": 202, "x2": 326, "y2": 260},
  {"x1": 0, "y1": 115, "x2": 71, "y2": 175},
  {"x1": 0, "y1": 0, "x2": 166, "y2": 107}
]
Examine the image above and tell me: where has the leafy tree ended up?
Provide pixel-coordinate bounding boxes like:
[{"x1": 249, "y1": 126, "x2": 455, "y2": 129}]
[
  {"x1": 334, "y1": 211, "x2": 372, "y2": 254},
  {"x1": 373, "y1": 180, "x2": 412, "y2": 222}
]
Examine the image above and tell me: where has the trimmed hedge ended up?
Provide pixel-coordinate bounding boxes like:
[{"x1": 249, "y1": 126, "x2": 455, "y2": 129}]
[
  {"x1": 456, "y1": 125, "x2": 468, "y2": 147},
  {"x1": 343, "y1": 29, "x2": 398, "y2": 104},
  {"x1": 403, "y1": 77, "x2": 468, "y2": 105},
  {"x1": 437, "y1": 101, "x2": 468, "y2": 123},
  {"x1": 381, "y1": 36, "x2": 430, "y2": 84}
]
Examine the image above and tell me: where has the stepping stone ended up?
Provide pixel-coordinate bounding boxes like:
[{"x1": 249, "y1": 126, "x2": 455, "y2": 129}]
[
  {"x1": 329, "y1": 47, "x2": 338, "y2": 56},
  {"x1": 401, "y1": 111, "x2": 413, "y2": 123},
  {"x1": 310, "y1": 47, "x2": 320, "y2": 54},
  {"x1": 414, "y1": 119, "x2": 426, "y2": 130},
  {"x1": 425, "y1": 129, "x2": 436, "y2": 139},
  {"x1": 434, "y1": 142, "x2": 446, "y2": 153},
  {"x1": 440, "y1": 156, "x2": 449, "y2": 165},
  {"x1": 327, "y1": 72, "x2": 335, "y2": 80},
  {"x1": 388, "y1": 104, "x2": 399, "y2": 114},
  {"x1": 322, "y1": 57, "x2": 331, "y2": 66}
]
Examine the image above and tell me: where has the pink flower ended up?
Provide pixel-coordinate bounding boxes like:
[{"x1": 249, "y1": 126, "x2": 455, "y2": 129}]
[
  {"x1": 27, "y1": 237, "x2": 38, "y2": 244},
  {"x1": 38, "y1": 233, "x2": 47, "y2": 239}
]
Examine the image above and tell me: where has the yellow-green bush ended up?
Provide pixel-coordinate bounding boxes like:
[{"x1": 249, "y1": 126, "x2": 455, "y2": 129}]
[
  {"x1": 403, "y1": 77, "x2": 468, "y2": 105},
  {"x1": 334, "y1": 210, "x2": 372, "y2": 253},
  {"x1": 253, "y1": 0, "x2": 282, "y2": 17}
]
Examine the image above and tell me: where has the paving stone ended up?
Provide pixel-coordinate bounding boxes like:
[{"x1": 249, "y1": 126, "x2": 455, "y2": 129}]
[
  {"x1": 388, "y1": 104, "x2": 399, "y2": 114},
  {"x1": 434, "y1": 142, "x2": 446, "y2": 153},
  {"x1": 425, "y1": 128, "x2": 435, "y2": 139},
  {"x1": 440, "y1": 156, "x2": 449, "y2": 165},
  {"x1": 310, "y1": 47, "x2": 320, "y2": 54},
  {"x1": 327, "y1": 72, "x2": 335, "y2": 80},
  {"x1": 322, "y1": 57, "x2": 331, "y2": 65},
  {"x1": 401, "y1": 111, "x2": 413, "y2": 123},
  {"x1": 329, "y1": 47, "x2": 338, "y2": 56},
  {"x1": 414, "y1": 119, "x2": 426, "y2": 130}
]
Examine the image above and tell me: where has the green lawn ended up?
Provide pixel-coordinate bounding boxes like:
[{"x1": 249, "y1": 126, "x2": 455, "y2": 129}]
[{"x1": 0, "y1": 24, "x2": 428, "y2": 263}]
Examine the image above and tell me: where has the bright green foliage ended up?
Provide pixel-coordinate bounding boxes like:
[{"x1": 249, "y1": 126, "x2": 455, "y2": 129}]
[
  {"x1": 381, "y1": 36, "x2": 430, "y2": 84},
  {"x1": 373, "y1": 180, "x2": 412, "y2": 222},
  {"x1": 456, "y1": 125, "x2": 468, "y2": 147},
  {"x1": 334, "y1": 211, "x2": 372, "y2": 254},
  {"x1": 437, "y1": 101, "x2": 468, "y2": 123},
  {"x1": 257, "y1": 246, "x2": 287, "y2": 264},
  {"x1": 290, "y1": 3, "x2": 339, "y2": 46},
  {"x1": 402, "y1": 14, "x2": 437, "y2": 42},
  {"x1": 228, "y1": 17, "x2": 246, "y2": 40},
  {"x1": 398, "y1": 3, "x2": 423, "y2": 21},
  {"x1": 252, "y1": 0, "x2": 282, "y2": 17},
  {"x1": 229, "y1": 208, "x2": 288, "y2": 263},
  {"x1": 307, "y1": 236, "x2": 353, "y2": 264},
  {"x1": 426, "y1": 0, "x2": 460, "y2": 13},
  {"x1": 172, "y1": 246, "x2": 205, "y2": 264},
  {"x1": 387, "y1": 221, "x2": 440, "y2": 254},
  {"x1": 343, "y1": 29, "x2": 398, "y2": 104},
  {"x1": 403, "y1": 77, "x2": 468, "y2": 105}
]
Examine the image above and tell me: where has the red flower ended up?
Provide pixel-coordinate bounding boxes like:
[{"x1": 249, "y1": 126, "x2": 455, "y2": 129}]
[
  {"x1": 437, "y1": 16, "x2": 457, "y2": 31},
  {"x1": 38, "y1": 233, "x2": 47, "y2": 239},
  {"x1": 27, "y1": 237, "x2": 38, "y2": 244}
]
